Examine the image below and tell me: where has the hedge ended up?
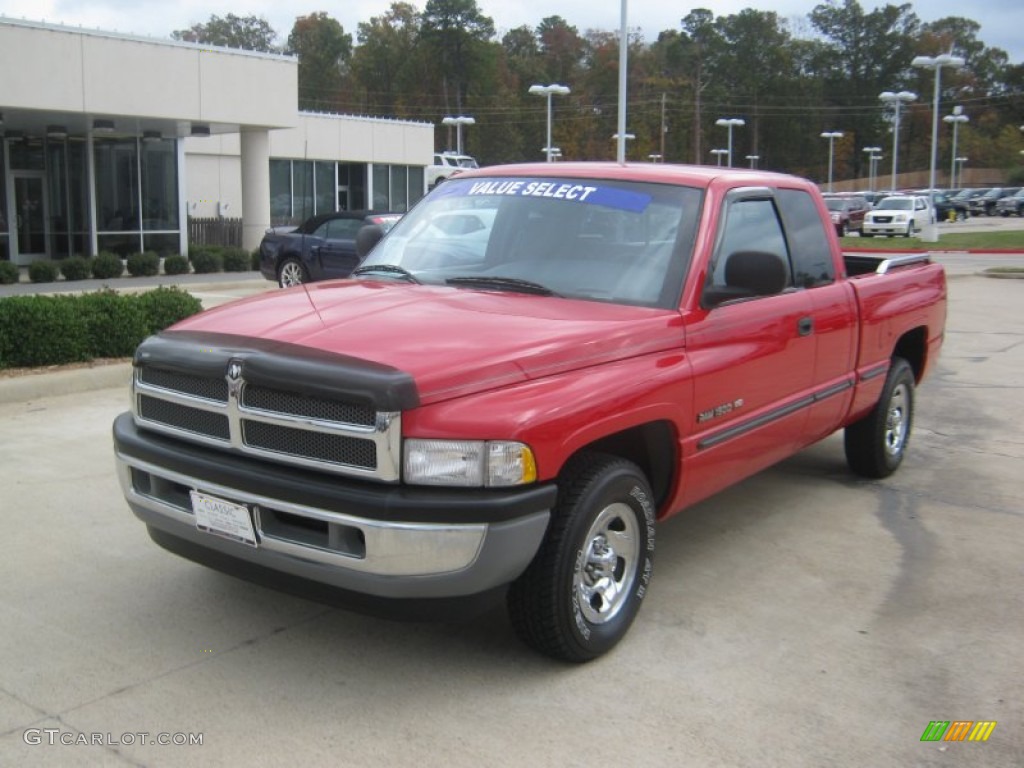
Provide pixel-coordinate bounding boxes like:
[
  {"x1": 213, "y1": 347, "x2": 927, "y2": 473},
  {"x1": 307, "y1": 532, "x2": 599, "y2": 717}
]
[
  {"x1": 126, "y1": 251, "x2": 160, "y2": 277},
  {"x1": 29, "y1": 261, "x2": 59, "y2": 284},
  {"x1": 59, "y1": 256, "x2": 93, "y2": 282},
  {"x1": 92, "y1": 252, "x2": 124, "y2": 279},
  {"x1": 0, "y1": 286, "x2": 203, "y2": 369},
  {"x1": 0, "y1": 262, "x2": 19, "y2": 285}
]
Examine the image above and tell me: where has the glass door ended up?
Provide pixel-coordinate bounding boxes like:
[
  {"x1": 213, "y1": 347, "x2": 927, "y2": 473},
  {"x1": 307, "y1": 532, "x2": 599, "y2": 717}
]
[{"x1": 13, "y1": 172, "x2": 48, "y2": 265}]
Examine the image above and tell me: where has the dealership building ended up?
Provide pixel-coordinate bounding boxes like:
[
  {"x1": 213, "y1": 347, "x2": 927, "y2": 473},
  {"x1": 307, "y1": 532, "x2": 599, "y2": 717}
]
[{"x1": 0, "y1": 17, "x2": 433, "y2": 265}]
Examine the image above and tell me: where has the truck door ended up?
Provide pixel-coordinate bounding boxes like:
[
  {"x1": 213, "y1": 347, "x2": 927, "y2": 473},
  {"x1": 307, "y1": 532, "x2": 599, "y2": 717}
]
[
  {"x1": 774, "y1": 188, "x2": 858, "y2": 445},
  {"x1": 682, "y1": 188, "x2": 816, "y2": 507}
]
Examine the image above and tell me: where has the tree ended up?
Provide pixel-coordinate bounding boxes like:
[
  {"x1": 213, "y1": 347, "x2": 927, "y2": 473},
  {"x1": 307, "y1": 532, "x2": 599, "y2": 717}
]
[
  {"x1": 171, "y1": 13, "x2": 279, "y2": 52},
  {"x1": 420, "y1": 0, "x2": 495, "y2": 114},
  {"x1": 287, "y1": 13, "x2": 354, "y2": 112},
  {"x1": 352, "y1": 3, "x2": 422, "y2": 116}
]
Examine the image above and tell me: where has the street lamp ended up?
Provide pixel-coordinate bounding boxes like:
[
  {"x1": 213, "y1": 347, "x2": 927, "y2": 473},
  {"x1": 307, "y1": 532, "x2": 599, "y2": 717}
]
[
  {"x1": 648, "y1": 153, "x2": 663, "y2": 163},
  {"x1": 820, "y1": 131, "x2": 844, "y2": 192},
  {"x1": 944, "y1": 106, "x2": 969, "y2": 188},
  {"x1": 863, "y1": 146, "x2": 882, "y2": 192},
  {"x1": 529, "y1": 84, "x2": 571, "y2": 162},
  {"x1": 955, "y1": 156, "x2": 968, "y2": 187},
  {"x1": 715, "y1": 117, "x2": 745, "y2": 167},
  {"x1": 745, "y1": 154, "x2": 759, "y2": 169},
  {"x1": 441, "y1": 115, "x2": 475, "y2": 156},
  {"x1": 710, "y1": 148, "x2": 728, "y2": 167},
  {"x1": 879, "y1": 90, "x2": 916, "y2": 191},
  {"x1": 913, "y1": 53, "x2": 965, "y2": 241}
]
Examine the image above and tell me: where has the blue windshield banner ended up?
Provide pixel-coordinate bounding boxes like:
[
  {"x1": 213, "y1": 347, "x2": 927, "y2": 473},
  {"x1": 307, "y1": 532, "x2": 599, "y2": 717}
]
[{"x1": 431, "y1": 178, "x2": 652, "y2": 213}]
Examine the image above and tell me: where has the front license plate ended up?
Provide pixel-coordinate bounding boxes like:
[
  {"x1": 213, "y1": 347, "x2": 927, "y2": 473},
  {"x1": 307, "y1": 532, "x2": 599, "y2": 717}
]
[{"x1": 190, "y1": 491, "x2": 257, "y2": 547}]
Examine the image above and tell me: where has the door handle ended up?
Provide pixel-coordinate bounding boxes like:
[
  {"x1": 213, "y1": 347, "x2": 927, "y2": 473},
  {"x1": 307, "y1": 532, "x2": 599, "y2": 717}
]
[{"x1": 798, "y1": 316, "x2": 814, "y2": 336}]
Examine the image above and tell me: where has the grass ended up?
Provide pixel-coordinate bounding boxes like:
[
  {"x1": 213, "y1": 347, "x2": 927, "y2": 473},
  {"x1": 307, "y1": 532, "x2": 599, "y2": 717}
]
[{"x1": 841, "y1": 229, "x2": 1024, "y2": 251}]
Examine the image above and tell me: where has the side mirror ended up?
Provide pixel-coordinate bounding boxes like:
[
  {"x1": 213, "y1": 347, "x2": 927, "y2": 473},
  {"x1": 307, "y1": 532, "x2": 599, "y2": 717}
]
[{"x1": 356, "y1": 224, "x2": 385, "y2": 259}]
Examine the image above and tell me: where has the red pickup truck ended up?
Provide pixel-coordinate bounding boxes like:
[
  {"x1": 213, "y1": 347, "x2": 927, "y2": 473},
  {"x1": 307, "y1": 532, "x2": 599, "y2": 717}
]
[{"x1": 113, "y1": 163, "x2": 946, "y2": 662}]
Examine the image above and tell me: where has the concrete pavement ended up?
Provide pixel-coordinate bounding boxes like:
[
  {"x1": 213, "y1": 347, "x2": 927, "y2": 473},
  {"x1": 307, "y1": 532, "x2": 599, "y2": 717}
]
[{"x1": 0, "y1": 267, "x2": 1022, "y2": 766}]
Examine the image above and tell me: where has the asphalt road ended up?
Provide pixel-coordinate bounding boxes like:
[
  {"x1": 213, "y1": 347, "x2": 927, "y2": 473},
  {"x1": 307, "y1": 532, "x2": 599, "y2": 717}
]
[{"x1": 1, "y1": 266, "x2": 1023, "y2": 767}]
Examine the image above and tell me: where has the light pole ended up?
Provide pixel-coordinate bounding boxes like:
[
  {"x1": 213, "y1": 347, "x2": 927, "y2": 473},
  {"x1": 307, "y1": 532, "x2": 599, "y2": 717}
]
[
  {"x1": 529, "y1": 84, "x2": 570, "y2": 162},
  {"x1": 863, "y1": 146, "x2": 882, "y2": 192},
  {"x1": 879, "y1": 90, "x2": 916, "y2": 191},
  {"x1": 820, "y1": 131, "x2": 844, "y2": 192},
  {"x1": 955, "y1": 156, "x2": 968, "y2": 187},
  {"x1": 715, "y1": 118, "x2": 745, "y2": 167},
  {"x1": 441, "y1": 115, "x2": 475, "y2": 156},
  {"x1": 648, "y1": 153, "x2": 663, "y2": 163},
  {"x1": 913, "y1": 53, "x2": 964, "y2": 241},
  {"x1": 710, "y1": 149, "x2": 728, "y2": 167},
  {"x1": 944, "y1": 106, "x2": 969, "y2": 188},
  {"x1": 745, "y1": 154, "x2": 759, "y2": 168},
  {"x1": 611, "y1": 133, "x2": 635, "y2": 161}
]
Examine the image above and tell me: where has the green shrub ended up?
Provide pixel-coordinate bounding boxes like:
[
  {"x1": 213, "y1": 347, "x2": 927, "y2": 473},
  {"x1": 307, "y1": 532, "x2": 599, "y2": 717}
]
[
  {"x1": 251, "y1": 249, "x2": 261, "y2": 271},
  {"x1": 59, "y1": 256, "x2": 93, "y2": 282},
  {"x1": 0, "y1": 261, "x2": 19, "y2": 285},
  {"x1": 92, "y1": 252, "x2": 124, "y2": 279},
  {"x1": 135, "y1": 286, "x2": 204, "y2": 336},
  {"x1": 222, "y1": 247, "x2": 252, "y2": 272},
  {"x1": 77, "y1": 289, "x2": 150, "y2": 358},
  {"x1": 28, "y1": 261, "x2": 59, "y2": 284},
  {"x1": 126, "y1": 251, "x2": 160, "y2": 277},
  {"x1": 162, "y1": 254, "x2": 191, "y2": 275},
  {"x1": 0, "y1": 295, "x2": 90, "y2": 367},
  {"x1": 190, "y1": 249, "x2": 223, "y2": 274}
]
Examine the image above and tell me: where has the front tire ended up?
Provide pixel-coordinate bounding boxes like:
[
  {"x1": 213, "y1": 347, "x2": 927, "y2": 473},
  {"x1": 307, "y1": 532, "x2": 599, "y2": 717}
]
[
  {"x1": 277, "y1": 258, "x2": 308, "y2": 288},
  {"x1": 844, "y1": 358, "x2": 915, "y2": 478},
  {"x1": 507, "y1": 453, "x2": 655, "y2": 662}
]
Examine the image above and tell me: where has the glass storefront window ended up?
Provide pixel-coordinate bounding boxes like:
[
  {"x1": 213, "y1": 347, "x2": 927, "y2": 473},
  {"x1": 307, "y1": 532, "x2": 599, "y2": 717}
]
[
  {"x1": 315, "y1": 161, "x2": 334, "y2": 215},
  {"x1": 390, "y1": 166, "x2": 408, "y2": 213},
  {"x1": 408, "y1": 167, "x2": 425, "y2": 208},
  {"x1": 94, "y1": 137, "x2": 139, "y2": 233},
  {"x1": 372, "y1": 164, "x2": 389, "y2": 211},
  {"x1": 270, "y1": 159, "x2": 291, "y2": 224},
  {"x1": 292, "y1": 160, "x2": 313, "y2": 223},
  {"x1": 0, "y1": 142, "x2": 8, "y2": 261},
  {"x1": 142, "y1": 138, "x2": 178, "y2": 231}
]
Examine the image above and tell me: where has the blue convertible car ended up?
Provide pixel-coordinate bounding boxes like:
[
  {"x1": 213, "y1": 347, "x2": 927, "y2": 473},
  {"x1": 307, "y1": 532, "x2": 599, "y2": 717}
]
[{"x1": 259, "y1": 211, "x2": 401, "y2": 287}]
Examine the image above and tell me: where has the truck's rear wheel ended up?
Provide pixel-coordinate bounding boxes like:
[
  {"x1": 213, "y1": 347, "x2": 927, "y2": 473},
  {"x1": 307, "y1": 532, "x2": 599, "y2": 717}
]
[
  {"x1": 844, "y1": 358, "x2": 915, "y2": 478},
  {"x1": 507, "y1": 453, "x2": 655, "y2": 662}
]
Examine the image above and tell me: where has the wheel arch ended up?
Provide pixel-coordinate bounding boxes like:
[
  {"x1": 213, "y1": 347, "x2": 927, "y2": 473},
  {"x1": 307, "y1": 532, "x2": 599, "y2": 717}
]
[
  {"x1": 893, "y1": 326, "x2": 928, "y2": 382},
  {"x1": 559, "y1": 420, "x2": 677, "y2": 515}
]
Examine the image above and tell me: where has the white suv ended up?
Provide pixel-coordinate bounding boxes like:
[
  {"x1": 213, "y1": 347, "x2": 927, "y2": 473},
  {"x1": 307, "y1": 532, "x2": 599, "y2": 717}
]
[
  {"x1": 427, "y1": 152, "x2": 479, "y2": 189},
  {"x1": 862, "y1": 195, "x2": 934, "y2": 238}
]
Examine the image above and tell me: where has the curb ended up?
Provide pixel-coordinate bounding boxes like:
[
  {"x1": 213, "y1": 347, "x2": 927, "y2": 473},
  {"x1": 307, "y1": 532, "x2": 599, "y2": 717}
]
[{"x1": 0, "y1": 361, "x2": 132, "y2": 406}]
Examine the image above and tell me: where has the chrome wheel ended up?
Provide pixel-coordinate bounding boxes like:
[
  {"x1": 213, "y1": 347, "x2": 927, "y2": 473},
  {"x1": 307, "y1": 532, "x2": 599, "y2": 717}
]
[
  {"x1": 575, "y1": 502, "x2": 640, "y2": 624},
  {"x1": 884, "y1": 382, "x2": 909, "y2": 457},
  {"x1": 278, "y1": 259, "x2": 306, "y2": 288}
]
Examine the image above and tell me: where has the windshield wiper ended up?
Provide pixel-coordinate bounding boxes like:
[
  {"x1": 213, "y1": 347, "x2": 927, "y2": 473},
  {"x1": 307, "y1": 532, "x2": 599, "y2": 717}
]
[
  {"x1": 445, "y1": 276, "x2": 561, "y2": 297},
  {"x1": 351, "y1": 264, "x2": 421, "y2": 283}
]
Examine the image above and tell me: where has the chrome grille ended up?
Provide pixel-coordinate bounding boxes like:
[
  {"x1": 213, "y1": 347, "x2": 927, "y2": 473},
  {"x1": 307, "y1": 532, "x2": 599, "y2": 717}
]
[
  {"x1": 242, "y1": 385, "x2": 375, "y2": 426},
  {"x1": 242, "y1": 420, "x2": 377, "y2": 469},
  {"x1": 132, "y1": 364, "x2": 401, "y2": 482}
]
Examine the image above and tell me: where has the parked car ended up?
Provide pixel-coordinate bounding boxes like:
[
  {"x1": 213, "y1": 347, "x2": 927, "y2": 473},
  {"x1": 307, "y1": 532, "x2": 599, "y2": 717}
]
[
  {"x1": 259, "y1": 211, "x2": 402, "y2": 287},
  {"x1": 822, "y1": 194, "x2": 870, "y2": 236},
  {"x1": 426, "y1": 152, "x2": 479, "y2": 189},
  {"x1": 926, "y1": 190, "x2": 969, "y2": 222},
  {"x1": 968, "y1": 187, "x2": 1021, "y2": 217},
  {"x1": 861, "y1": 195, "x2": 933, "y2": 237},
  {"x1": 995, "y1": 188, "x2": 1024, "y2": 216}
]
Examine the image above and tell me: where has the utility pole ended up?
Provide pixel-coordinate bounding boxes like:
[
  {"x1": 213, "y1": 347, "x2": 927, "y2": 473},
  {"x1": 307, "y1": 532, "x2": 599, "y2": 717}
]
[{"x1": 660, "y1": 93, "x2": 667, "y2": 161}]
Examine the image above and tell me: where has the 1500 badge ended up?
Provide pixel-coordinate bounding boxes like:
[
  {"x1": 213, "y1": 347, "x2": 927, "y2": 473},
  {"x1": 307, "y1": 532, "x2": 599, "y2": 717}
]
[{"x1": 697, "y1": 399, "x2": 745, "y2": 424}]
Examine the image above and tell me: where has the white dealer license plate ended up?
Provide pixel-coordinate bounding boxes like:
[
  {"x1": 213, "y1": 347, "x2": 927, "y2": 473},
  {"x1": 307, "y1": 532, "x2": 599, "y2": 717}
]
[{"x1": 190, "y1": 491, "x2": 258, "y2": 547}]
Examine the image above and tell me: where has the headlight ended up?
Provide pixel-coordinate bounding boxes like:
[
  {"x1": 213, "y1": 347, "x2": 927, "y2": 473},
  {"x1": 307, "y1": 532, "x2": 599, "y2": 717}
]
[
  {"x1": 892, "y1": 213, "x2": 907, "y2": 222},
  {"x1": 403, "y1": 439, "x2": 537, "y2": 487}
]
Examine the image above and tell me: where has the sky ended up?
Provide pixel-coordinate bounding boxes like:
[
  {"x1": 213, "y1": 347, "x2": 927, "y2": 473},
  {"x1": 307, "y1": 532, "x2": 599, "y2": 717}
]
[{"x1": 1, "y1": 1, "x2": 1021, "y2": 64}]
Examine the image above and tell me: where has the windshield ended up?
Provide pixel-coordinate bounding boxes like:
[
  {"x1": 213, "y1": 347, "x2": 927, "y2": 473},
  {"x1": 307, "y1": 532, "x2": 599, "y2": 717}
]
[
  {"x1": 876, "y1": 197, "x2": 913, "y2": 211},
  {"x1": 824, "y1": 198, "x2": 847, "y2": 211},
  {"x1": 358, "y1": 176, "x2": 703, "y2": 308}
]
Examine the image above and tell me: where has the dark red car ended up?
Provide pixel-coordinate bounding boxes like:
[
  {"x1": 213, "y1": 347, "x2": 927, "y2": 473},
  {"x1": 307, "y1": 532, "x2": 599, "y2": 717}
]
[{"x1": 822, "y1": 194, "x2": 870, "y2": 236}]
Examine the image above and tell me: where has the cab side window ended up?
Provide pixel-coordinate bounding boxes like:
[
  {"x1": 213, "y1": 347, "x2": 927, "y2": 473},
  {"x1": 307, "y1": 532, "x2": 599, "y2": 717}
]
[
  {"x1": 705, "y1": 198, "x2": 792, "y2": 303},
  {"x1": 776, "y1": 188, "x2": 836, "y2": 288}
]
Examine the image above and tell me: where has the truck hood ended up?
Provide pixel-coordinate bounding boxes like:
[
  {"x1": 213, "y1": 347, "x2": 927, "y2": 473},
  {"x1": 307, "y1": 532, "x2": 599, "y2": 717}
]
[{"x1": 169, "y1": 280, "x2": 684, "y2": 404}]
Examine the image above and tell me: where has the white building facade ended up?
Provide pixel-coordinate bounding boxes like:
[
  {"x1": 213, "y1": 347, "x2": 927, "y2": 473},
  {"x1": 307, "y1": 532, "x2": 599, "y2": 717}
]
[{"x1": 0, "y1": 17, "x2": 433, "y2": 265}]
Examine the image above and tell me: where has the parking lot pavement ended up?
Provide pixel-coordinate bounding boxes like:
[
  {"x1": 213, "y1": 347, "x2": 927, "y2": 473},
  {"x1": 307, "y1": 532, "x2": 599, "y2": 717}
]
[{"x1": 1, "y1": 273, "x2": 1023, "y2": 767}]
